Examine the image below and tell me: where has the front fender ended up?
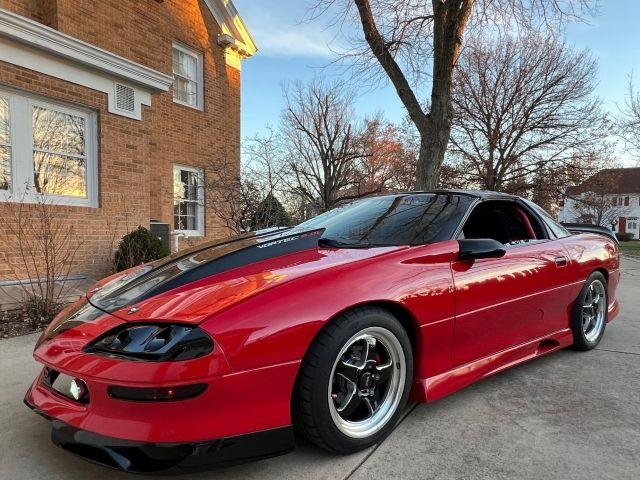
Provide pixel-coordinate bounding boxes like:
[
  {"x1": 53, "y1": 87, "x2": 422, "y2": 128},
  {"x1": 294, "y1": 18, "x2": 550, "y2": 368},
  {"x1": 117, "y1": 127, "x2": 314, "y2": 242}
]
[{"x1": 200, "y1": 244, "x2": 457, "y2": 381}]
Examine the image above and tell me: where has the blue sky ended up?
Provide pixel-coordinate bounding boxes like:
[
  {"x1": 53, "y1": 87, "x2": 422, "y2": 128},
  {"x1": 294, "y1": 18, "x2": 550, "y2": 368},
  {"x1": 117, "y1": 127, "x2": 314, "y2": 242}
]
[{"x1": 235, "y1": 0, "x2": 640, "y2": 164}]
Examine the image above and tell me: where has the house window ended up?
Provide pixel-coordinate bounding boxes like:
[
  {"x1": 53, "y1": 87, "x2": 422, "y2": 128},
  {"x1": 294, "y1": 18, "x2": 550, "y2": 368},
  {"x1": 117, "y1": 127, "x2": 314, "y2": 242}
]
[
  {"x1": 173, "y1": 165, "x2": 204, "y2": 236},
  {"x1": 172, "y1": 43, "x2": 204, "y2": 110},
  {"x1": 0, "y1": 88, "x2": 97, "y2": 206}
]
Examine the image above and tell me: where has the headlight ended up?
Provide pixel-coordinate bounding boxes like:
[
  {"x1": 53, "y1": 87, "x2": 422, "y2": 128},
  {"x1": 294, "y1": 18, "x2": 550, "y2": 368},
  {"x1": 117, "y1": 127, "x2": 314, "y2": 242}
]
[{"x1": 83, "y1": 324, "x2": 214, "y2": 361}]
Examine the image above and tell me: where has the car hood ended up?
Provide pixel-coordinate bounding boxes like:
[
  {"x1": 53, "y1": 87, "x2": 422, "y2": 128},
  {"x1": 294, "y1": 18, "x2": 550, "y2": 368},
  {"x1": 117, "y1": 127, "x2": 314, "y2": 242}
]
[{"x1": 87, "y1": 227, "x2": 404, "y2": 324}]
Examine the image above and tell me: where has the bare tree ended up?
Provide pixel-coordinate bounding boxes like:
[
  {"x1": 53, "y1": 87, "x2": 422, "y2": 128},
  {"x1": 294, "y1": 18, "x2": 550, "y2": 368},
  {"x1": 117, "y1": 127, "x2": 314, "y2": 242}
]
[
  {"x1": 199, "y1": 156, "x2": 262, "y2": 235},
  {"x1": 282, "y1": 79, "x2": 380, "y2": 212},
  {"x1": 572, "y1": 193, "x2": 630, "y2": 228},
  {"x1": 619, "y1": 75, "x2": 640, "y2": 162},
  {"x1": 201, "y1": 131, "x2": 290, "y2": 234},
  {"x1": 449, "y1": 34, "x2": 609, "y2": 195},
  {"x1": 243, "y1": 131, "x2": 292, "y2": 229},
  {"x1": 356, "y1": 116, "x2": 418, "y2": 192},
  {"x1": 310, "y1": 0, "x2": 597, "y2": 189},
  {"x1": 1, "y1": 194, "x2": 82, "y2": 325},
  {"x1": 528, "y1": 155, "x2": 604, "y2": 213}
]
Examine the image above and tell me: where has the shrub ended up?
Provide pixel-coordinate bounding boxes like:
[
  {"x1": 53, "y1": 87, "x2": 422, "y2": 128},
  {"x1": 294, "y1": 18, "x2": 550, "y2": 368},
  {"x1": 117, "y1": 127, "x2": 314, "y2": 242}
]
[
  {"x1": 114, "y1": 226, "x2": 168, "y2": 272},
  {"x1": 249, "y1": 193, "x2": 292, "y2": 231},
  {"x1": 2, "y1": 194, "x2": 82, "y2": 327},
  {"x1": 22, "y1": 294, "x2": 64, "y2": 329},
  {"x1": 616, "y1": 232, "x2": 634, "y2": 242}
]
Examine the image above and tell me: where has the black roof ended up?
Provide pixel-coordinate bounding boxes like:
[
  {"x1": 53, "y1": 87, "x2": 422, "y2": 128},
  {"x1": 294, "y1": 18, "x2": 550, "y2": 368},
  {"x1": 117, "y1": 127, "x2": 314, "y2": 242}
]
[{"x1": 377, "y1": 189, "x2": 521, "y2": 201}]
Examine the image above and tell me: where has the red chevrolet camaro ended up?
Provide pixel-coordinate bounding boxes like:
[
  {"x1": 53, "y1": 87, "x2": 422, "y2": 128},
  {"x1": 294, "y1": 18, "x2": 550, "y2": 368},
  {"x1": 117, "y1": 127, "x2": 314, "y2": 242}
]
[{"x1": 25, "y1": 190, "x2": 620, "y2": 473}]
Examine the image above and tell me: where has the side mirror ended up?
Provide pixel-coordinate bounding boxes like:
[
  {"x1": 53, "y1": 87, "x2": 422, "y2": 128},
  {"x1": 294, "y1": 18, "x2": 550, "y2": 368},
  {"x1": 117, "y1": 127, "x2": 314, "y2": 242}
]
[{"x1": 458, "y1": 238, "x2": 506, "y2": 261}]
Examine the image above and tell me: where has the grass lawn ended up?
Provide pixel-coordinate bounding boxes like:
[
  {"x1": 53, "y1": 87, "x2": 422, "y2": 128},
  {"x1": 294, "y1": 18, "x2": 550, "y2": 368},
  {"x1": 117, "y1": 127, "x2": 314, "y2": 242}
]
[{"x1": 619, "y1": 241, "x2": 640, "y2": 258}]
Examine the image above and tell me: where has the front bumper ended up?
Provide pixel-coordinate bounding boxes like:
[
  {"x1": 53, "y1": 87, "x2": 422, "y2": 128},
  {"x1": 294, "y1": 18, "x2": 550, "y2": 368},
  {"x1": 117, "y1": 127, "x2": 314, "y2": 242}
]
[
  {"x1": 27, "y1": 294, "x2": 301, "y2": 471},
  {"x1": 25, "y1": 396, "x2": 294, "y2": 473}
]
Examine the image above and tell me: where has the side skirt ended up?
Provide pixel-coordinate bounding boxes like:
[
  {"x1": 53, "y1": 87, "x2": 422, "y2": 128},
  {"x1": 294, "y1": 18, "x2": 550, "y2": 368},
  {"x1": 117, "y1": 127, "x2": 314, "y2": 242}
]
[{"x1": 412, "y1": 328, "x2": 573, "y2": 403}]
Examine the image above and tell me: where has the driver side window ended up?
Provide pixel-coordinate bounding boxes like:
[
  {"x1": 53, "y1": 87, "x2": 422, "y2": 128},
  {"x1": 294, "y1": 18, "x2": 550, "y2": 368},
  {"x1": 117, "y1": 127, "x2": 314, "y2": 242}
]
[{"x1": 462, "y1": 201, "x2": 546, "y2": 245}]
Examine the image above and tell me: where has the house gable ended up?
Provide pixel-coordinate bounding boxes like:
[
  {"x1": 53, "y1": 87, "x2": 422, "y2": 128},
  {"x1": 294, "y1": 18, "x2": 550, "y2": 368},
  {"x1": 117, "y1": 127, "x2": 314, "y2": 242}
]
[{"x1": 203, "y1": 0, "x2": 258, "y2": 69}]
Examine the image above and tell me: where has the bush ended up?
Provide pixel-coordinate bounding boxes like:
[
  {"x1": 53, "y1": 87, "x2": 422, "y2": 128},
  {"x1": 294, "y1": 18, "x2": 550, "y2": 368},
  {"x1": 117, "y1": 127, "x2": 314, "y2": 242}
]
[
  {"x1": 616, "y1": 232, "x2": 634, "y2": 242},
  {"x1": 114, "y1": 226, "x2": 168, "y2": 272},
  {"x1": 22, "y1": 294, "x2": 63, "y2": 329},
  {"x1": 249, "y1": 193, "x2": 292, "y2": 231}
]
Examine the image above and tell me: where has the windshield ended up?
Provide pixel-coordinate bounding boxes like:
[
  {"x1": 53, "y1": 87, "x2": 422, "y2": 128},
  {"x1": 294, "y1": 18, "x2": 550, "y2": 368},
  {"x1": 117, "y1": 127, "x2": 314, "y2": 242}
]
[{"x1": 298, "y1": 193, "x2": 473, "y2": 247}]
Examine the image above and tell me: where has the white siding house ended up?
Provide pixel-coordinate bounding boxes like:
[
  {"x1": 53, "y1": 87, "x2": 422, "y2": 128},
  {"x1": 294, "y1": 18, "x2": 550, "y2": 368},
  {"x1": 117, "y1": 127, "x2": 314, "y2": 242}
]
[{"x1": 558, "y1": 168, "x2": 640, "y2": 239}]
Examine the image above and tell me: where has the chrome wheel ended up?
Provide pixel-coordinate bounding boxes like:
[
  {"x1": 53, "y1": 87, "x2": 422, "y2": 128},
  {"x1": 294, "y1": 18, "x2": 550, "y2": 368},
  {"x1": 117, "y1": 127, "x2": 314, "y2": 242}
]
[
  {"x1": 328, "y1": 327, "x2": 405, "y2": 439},
  {"x1": 582, "y1": 279, "x2": 606, "y2": 343}
]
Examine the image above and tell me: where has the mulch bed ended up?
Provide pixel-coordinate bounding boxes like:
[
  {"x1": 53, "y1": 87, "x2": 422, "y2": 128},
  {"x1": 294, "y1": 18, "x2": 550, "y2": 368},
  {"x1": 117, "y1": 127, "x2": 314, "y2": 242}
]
[{"x1": 0, "y1": 310, "x2": 44, "y2": 339}]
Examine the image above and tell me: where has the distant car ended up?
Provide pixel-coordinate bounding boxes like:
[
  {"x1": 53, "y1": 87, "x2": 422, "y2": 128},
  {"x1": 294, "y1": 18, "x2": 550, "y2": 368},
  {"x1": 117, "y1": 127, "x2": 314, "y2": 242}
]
[{"x1": 25, "y1": 190, "x2": 620, "y2": 473}]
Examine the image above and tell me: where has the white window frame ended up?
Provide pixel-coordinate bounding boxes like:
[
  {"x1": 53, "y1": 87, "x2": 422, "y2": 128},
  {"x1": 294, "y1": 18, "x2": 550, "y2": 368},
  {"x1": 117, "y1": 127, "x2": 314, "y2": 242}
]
[
  {"x1": 0, "y1": 93, "x2": 12, "y2": 191},
  {"x1": 172, "y1": 42, "x2": 204, "y2": 111},
  {"x1": 0, "y1": 86, "x2": 98, "y2": 207},
  {"x1": 173, "y1": 164, "x2": 205, "y2": 237}
]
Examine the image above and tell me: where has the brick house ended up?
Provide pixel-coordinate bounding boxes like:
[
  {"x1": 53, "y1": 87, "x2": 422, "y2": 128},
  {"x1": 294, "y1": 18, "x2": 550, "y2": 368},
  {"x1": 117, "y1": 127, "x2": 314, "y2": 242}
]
[
  {"x1": 0, "y1": 0, "x2": 256, "y2": 283},
  {"x1": 558, "y1": 167, "x2": 640, "y2": 239}
]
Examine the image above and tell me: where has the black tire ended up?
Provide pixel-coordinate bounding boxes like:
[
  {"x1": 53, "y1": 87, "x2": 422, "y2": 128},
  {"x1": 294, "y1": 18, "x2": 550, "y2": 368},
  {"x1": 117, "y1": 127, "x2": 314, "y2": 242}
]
[
  {"x1": 570, "y1": 271, "x2": 608, "y2": 351},
  {"x1": 293, "y1": 306, "x2": 413, "y2": 453}
]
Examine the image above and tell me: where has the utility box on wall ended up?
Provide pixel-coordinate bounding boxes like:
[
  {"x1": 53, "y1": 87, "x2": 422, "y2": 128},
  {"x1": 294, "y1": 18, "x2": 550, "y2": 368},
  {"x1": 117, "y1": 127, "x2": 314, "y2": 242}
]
[{"x1": 149, "y1": 221, "x2": 171, "y2": 253}]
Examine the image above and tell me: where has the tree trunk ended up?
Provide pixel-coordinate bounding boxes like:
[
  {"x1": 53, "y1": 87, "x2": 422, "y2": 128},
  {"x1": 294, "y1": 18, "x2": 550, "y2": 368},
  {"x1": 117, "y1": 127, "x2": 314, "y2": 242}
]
[
  {"x1": 415, "y1": 0, "x2": 473, "y2": 190},
  {"x1": 417, "y1": 120, "x2": 451, "y2": 189},
  {"x1": 353, "y1": 0, "x2": 473, "y2": 190}
]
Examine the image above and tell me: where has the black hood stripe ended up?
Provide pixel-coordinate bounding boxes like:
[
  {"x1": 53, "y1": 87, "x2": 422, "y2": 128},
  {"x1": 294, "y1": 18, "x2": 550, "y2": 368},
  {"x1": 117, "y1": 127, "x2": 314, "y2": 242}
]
[
  {"x1": 148, "y1": 227, "x2": 294, "y2": 270},
  {"x1": 89, "y1": 228, "x2": 324, "y2": 314},
  {"x1": 138, "y1": 229, "x2": 324, "y2": 300}
]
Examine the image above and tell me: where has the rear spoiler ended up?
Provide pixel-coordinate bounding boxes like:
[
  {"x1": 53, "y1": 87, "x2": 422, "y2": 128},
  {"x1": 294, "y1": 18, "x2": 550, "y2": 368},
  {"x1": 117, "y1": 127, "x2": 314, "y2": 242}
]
[{"x1": 561, "y1": 223, "x2": 618, "y2": 243}]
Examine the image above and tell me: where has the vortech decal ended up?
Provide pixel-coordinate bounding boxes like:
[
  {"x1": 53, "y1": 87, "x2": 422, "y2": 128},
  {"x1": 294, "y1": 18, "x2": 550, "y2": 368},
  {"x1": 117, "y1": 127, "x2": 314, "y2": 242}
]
[{"x1": 257, "y1": 236, "x2": 300, "y2": 249}]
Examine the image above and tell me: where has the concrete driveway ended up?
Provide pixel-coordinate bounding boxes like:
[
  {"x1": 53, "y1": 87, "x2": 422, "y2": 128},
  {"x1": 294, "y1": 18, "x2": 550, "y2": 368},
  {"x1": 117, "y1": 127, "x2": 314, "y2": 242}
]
[{"x1": 1, "y1": 260, "x2": 639, "y2": 480}]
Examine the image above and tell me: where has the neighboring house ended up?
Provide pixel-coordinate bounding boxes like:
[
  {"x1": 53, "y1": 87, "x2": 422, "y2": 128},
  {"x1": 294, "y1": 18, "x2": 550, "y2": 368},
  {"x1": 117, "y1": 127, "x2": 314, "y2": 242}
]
[
  {"x1": 0, "y1": 0, "x2": 256, "y2": 281},
  {"x1": 558, "y1": 167, "x2": 640, "y2": 239}
]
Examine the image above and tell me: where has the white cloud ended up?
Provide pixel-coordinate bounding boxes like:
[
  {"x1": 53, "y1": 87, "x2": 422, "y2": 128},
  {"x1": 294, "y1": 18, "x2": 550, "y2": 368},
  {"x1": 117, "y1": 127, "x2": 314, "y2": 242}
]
[
  {"x1": 253, "y1": 26, "x2": 337, "y2": 58},
  {"x1": 236, "y1": 1, "x2": 342, "y2": 58}
]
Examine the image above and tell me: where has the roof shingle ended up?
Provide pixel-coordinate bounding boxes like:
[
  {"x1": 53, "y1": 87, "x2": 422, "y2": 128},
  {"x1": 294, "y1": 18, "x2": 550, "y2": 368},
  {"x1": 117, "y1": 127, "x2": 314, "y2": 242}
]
[{"x1": 566, "y1": 167, "x2": 640, "y2": 196}]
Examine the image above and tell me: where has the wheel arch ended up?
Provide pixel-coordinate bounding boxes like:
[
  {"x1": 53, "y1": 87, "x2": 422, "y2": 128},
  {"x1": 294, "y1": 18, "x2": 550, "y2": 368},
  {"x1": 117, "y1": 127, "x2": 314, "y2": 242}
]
[
  {"x1": 290, "y1": 299, "x2": 420, "y2": 411},
  {"x1": 593, "y1": 267, "x2": 609, "y2": 283},
  {"x1": 313, "y1": 300, "x2": 419, "y2": 357},
  {"x1": 290, "y1": 299, "x2": 419, "y2": 442},
  {"x1": 353, "y1": 300, "x2": 419, "y2": 351}
]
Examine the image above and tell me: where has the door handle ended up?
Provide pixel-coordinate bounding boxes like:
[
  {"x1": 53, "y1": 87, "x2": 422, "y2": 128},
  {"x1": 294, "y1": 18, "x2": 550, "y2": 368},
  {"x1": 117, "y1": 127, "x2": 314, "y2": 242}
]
[{"x1": 554, "y1": 256, "x2": 568, "y2": 267}]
